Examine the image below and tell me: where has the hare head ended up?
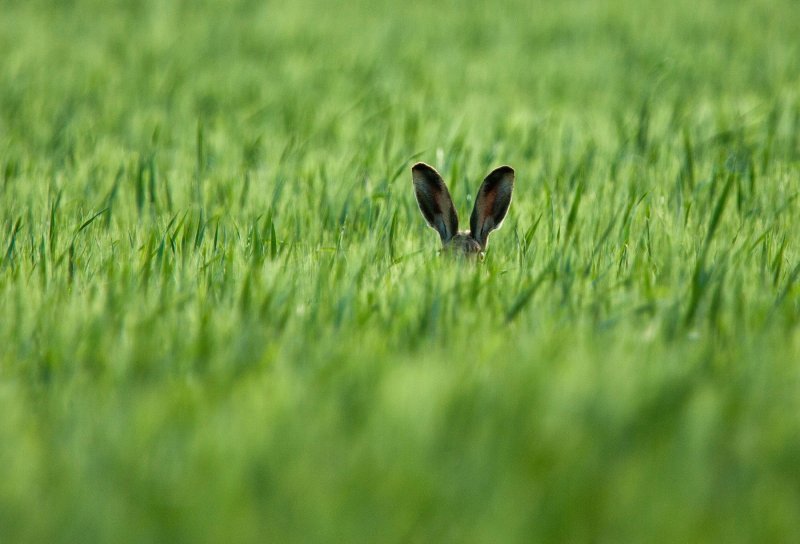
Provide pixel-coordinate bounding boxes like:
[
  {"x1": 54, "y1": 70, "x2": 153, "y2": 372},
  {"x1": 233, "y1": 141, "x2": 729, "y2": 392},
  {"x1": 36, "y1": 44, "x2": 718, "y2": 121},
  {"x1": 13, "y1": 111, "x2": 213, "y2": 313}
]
[{"x1": 412, "y1": 162, "x2": 515, "y2": 258}]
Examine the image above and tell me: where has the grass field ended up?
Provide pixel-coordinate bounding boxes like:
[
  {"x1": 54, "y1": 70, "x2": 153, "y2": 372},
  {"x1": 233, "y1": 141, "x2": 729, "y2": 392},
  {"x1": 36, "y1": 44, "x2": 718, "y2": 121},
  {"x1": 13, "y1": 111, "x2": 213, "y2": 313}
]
[{"x1": 1, "y1": 0, "x2": 800, "y2": 542}]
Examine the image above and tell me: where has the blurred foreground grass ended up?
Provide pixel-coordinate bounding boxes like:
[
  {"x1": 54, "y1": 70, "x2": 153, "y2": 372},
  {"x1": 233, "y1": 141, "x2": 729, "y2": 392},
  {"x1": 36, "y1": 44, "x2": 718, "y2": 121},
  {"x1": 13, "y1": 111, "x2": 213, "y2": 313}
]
[{"x1": 1, "y1": 0, "x2": 800, "y2": 541}]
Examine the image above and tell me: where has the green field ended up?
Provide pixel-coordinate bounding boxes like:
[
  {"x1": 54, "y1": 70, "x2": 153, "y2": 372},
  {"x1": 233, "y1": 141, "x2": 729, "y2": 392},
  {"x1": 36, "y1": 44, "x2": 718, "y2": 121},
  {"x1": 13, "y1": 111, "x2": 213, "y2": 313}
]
[{"x1": 1, "y1": 0, "x2": 800, "y2": 541}]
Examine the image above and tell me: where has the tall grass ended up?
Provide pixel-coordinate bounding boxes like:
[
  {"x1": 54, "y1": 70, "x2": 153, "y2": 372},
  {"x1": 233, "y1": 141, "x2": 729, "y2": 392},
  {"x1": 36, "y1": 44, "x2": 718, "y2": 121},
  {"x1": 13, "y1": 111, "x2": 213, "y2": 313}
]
[{"x1": 1, "y1": 0, "x2": 799, "y2": 542}]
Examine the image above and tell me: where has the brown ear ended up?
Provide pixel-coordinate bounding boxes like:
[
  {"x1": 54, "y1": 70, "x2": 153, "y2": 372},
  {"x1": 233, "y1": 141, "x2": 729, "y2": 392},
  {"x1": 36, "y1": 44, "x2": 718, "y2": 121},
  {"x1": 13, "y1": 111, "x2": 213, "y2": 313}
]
[
  {"x1": 412, "y1": 162, "x2": 459, "y2": 242},
  {"x1": 470, "y1": 165, "x2": 514, "y2": 248}
]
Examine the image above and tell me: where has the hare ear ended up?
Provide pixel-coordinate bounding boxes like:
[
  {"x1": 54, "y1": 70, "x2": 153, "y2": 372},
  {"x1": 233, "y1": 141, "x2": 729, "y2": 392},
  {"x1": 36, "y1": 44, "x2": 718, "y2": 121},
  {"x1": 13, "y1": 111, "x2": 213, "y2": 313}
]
[
  {"x1": 470, "y1": 166, "x2": 514, "y2": 249},
  {"x1": 412, "y1": 162, "x2": 459, "y2": 242}
]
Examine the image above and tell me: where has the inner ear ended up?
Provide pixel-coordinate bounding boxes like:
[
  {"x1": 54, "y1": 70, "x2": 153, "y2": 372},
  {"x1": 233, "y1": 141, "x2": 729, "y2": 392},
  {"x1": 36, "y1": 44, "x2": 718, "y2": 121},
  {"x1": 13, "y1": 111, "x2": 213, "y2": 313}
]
[
  {"x1": 470, "y1": 165, "x2": 514, "y2": 248},
  {"x1": 412, "y1": 162, "x2": 459, "y2": 242}
]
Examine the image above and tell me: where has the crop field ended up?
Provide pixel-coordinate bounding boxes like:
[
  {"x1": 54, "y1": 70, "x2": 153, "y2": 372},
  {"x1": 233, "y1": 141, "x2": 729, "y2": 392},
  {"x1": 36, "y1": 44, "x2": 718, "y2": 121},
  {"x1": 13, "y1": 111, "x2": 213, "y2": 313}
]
[{"x1": 1, "y1": 0, "x2": 799, "y2": 542}]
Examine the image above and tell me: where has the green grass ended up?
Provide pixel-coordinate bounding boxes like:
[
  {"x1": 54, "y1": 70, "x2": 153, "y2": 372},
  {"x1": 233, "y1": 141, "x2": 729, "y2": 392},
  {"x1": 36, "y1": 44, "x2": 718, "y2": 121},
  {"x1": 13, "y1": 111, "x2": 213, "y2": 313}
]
[{"x1": 1, "y1": 0, "x2": 800, "y2": 541}]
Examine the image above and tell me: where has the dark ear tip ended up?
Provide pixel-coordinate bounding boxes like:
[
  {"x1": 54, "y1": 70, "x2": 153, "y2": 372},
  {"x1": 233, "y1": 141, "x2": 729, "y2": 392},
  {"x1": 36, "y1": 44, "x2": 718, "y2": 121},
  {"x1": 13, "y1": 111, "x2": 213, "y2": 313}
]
[
  {"x1": 412, "y1": 162, "x2": 435, "y2": 173},
  {"x1": 492, "y1": 165, "x2": 515, "y2": 176}
]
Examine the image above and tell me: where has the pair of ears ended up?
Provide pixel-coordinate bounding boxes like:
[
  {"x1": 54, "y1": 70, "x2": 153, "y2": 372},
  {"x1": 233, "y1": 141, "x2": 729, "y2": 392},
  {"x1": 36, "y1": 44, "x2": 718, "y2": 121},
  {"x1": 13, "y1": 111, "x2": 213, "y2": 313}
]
[{"x1": 412, "y1": 162, "x2": 515, "y2": 248}]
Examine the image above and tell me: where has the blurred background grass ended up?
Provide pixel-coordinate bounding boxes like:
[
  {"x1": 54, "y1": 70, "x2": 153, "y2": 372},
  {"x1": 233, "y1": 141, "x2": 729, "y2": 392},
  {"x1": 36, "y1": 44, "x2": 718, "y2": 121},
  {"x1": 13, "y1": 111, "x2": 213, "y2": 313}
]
[{"x1": 1, "y1": 0, "x2": 800, "y2": 542}]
